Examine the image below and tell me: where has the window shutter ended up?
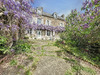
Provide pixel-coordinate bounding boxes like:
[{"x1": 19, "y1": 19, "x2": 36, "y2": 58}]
[
  {"x1": 45, "y1": 20, "x2": 47, "y2": 25},
  {"x1": 32, "y1": 29, "x2": 34, "y2": 34},
  {"x1": 35, "y1": 18, "x2": 37, "y2": 24},
  {"x1": 49, "y1": 20, "x2": 51, "y2": 25},
  {"x1": 45, "y1": 30, "x2": 47, "y2": 36},
  {"x1": 41, "y1": 19, "x2": 44, "y2": 24}
]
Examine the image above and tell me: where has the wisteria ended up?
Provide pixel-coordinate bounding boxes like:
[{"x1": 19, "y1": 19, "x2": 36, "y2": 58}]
[
  {"x1": 0, "y1": 0, "x2": 34, "y2": 48},
  {"x1": 28, "y1": 23, "x2": 65, "y2": 32},
  {"x1": 0, "y1": 0, "x2": 34, "y2": 27},
  {"x1": 59, "y1": 0, "x2": 100, "y2": 56}
]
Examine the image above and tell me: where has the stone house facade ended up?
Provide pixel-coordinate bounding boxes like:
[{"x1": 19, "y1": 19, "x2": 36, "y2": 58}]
[{"x1": 26, "y1": 7, "x2": 66, "y2": 40}]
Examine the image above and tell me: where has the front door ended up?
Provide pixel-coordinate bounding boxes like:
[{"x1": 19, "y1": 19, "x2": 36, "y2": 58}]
[{"x1": 36, "y1": 30, "x2": 41, "y2": 39}]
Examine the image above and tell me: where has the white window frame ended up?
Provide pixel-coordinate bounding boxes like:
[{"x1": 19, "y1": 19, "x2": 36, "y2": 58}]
[
  {"x1": 47, "y1": 30, "x2": 50, "y2": 36},
  {"x1": 60, "y1": 23, "x2": 64, "y2": 27},
  {"x1": 54, "y1": 14, "x2": 57, "y2": 18},
  {"x1": 37, "y1": 18, "x2": 42, "y2": 25},
  {"x1": 46, "y1": 20, "x2": 51, "y2": 25},
  {"x1": 37, "y1": 30, "x2": 41, "y2": 36},
  {"x1": 37, "y1": 9, "x2": 41, "y2": 14}
]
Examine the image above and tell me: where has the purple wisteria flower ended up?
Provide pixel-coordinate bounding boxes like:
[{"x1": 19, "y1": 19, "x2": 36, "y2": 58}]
[
  {"x1": 90, "y1": 16, "x2": 94, "y2": 19},
  {"x1": 4, "y1": 11, "x2": 8, "y2": 15},
  {"x1": 89, "y1": 2, "x2": 93, "y2": 8},
  {"x1": 27, "y1": 22, "x2": 65, "y2": 32},
  {"x1": 6, "y1": 25, "x2": 10, "y2": 29},
  {"x1": 83, "y1": 23, "x2": 89, "y2": 29},
  {"x1": 10, "y1": 49, "x2": 15, "y2": 53},
  {"x1": 0, "y1": 23, "x2": 3, "y2": 26},
  {"x1": 11, "y1": 25, "x2": 19, "y2": 32},
  {"x1": 94, "y1": 0, "x2": 98, "y2": 5}
]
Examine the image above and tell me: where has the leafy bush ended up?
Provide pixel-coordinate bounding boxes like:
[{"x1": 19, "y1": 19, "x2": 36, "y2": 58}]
[
  {"x1": 24, "y1": 36, "x2": 29, "y2": 39},
  {"x1": 12, "y1": 40, "x2": 31, "y2": 53},
  {"x1": 55, "y1": 0, "x2": 100, "y2": 66},
  {"x1": 0, "y1": 36, "x2": 9, "y2": 54}
]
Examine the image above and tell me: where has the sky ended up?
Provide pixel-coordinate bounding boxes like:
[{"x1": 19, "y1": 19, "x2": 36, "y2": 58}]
[{"x1": 32, "y1": 0, "x2": 84, "y2": 17}]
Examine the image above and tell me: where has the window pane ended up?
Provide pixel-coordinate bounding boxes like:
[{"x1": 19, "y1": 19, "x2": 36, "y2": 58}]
[
  {"x1": 47, "y1": 30, "x2": 50, "y2": 36},
  {"x1": 37, "y1": 18, "x2": 41, "y2": 24},
  {"x1": 37, "y1": 30, "x2": 41, "y2": 35}
]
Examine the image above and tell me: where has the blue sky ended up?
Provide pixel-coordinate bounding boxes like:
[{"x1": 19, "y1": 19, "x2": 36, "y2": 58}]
[{"x1": 32, "y1": 0, "x2": 84, "y2": 16}]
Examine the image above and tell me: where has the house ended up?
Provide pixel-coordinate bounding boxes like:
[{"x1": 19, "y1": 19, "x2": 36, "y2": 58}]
[{"x1": 25, "y1": 7, "x2": 66, "y2": 40}]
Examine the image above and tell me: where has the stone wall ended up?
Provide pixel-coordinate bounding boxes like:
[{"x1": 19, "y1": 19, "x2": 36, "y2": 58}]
[{"x1": 25, "y1": 13, "x2": 66, "y2": 40}]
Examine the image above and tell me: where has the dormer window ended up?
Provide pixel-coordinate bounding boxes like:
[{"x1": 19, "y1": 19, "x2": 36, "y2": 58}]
[
  {"x1": 36, "y1": 7, "x2": 43, "y2": 15},
  {"x1": 60, "y1": 23, "x2": 64, "y2": 27},
  {"x1": 61, "y1": 14, "x2": 65, "y2": 19},
  {"x1": 37, "y1": 9, "x2": 41, "y2": 14},
  {"x1": 54, "y1": 14, "x2": 57, "y2": 18},
  {"x1": 53, "y1": 12, "x2": 57, "y2": 19}
]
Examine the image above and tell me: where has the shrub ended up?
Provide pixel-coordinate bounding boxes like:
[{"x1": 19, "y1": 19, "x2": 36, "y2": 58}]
[
  {"x1": 0, "y1": 36, "x2": 9, "y2": 54},
  {"x1": 12, "y1": 40, "x2": 31, "y2": 53},
  {"x1": 55, "y1": 0, "x2": 100, "y2": 66},
  {"x1": 24, "y1": 37, "x2": 29, "y2": 39}
]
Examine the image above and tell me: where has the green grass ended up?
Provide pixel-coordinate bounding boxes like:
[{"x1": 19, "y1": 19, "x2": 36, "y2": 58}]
[
  {"x1": 81, "y1": 67, "x2": 96, "y2": 75},
  {"x1": 63, "y1": 46, "x2": 100, "y2": 67},
  {"x1": 25, "y1": 69, "x2": 32, "y2": 75},
  {"x1": 65, "y1": 71, "x2": 73, "y2": 75},
  {"x1": 32, "y1": 57, "x2": 39, "y2": 69},
  {"x1": 63, "y1": 57, "x2": 78, "y2": 64},
  {"x1": 27, "y1": 56, "x2": 34, "y2": 60},
  {"x1": 71, "y1": 65, "x2": 96, "y2": 75},
  {"x1": 63, "y1": 57, "x2": 96, "y2": 75},
  {"x1": 10, "y1": 59, "x2": 17, "y2": 66},
  {"x1": 17, "y1": 65, "x2": 24, "y2": 69},
  {"x1": 71, "y1": 65, "x2": 81, "y2": 72}
]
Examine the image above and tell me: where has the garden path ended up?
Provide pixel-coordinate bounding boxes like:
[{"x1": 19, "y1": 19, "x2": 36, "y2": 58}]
[{"x1": 0, "y1": 40, "x2": 100, "y2": 75}]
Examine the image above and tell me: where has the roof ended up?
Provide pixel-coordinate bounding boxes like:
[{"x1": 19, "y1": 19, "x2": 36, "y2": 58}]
[{"x1": 31, "y1": 7, "x2": 65, "y2": 21}]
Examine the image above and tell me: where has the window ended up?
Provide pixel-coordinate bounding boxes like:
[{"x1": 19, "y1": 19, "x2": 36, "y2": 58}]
[
  {"x1": 30, "y1": 29, "x2": 32, "y2": 34},
  {"x1": 37, "y1": 30, "x2": 41, "y2": 36},
  {"x1": 27, "y1": 29, "x2": 32, "y2": 34},
  {"x1": 37, "y1": 18, "x2": 41, "y2": 25},
  {"x1": 27, "y1": 29, "x2": 30, "y2": 34},
  {"x1": 46, "y1": 20, "x2": 51, "y2": 25},
  {"x1": 37, "y1": 9, "x2": 41, "y2": 14},
  {"x1": 54, "y1": 14, "x2": 57, "y2": 18},
  {"x1": 60, "y1": 23, "x2": 64, "y2": 27},
  {"x1": 47, "y1": 30, "x2": 50, "y2": 36}
]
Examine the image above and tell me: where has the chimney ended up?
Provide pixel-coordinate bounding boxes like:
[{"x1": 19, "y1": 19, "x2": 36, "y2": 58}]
[{"x1": 61, "y1": 14, "x2": 65, "y2": 19}]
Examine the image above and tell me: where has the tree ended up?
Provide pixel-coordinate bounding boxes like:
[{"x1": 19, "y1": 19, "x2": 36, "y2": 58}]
[
  {"x1": 0, "y1": 0, "x2": 34, "y2": 47},
  {"x1": 58, "y1": 0, "x2": 100, "y2": 54}
]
